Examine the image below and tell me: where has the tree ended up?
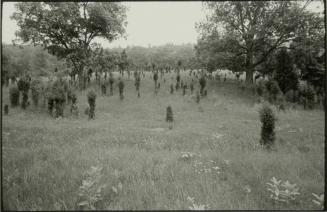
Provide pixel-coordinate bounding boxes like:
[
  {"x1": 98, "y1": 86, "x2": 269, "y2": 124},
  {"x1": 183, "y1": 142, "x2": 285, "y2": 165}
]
[
  {"x1": 288, "y1": 9, "x2": 325, "y2": 95},
  {"x1": 274, "y1": 47, "x2": 299, "y2": 94},
  {"x1": 196, "y1": 1, "x2": 321, "y2": 84},
  {"x1": 118, "y1": 49, "x2": 129, "y2": 75},
  {"x1": 12, "y1": 2, "x2": 127, "y2": 88}
]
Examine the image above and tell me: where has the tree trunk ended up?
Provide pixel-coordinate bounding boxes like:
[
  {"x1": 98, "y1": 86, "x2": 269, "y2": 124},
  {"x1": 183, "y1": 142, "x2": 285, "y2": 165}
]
[
  {"x1": 245, "y1": 50, "x2": 254, "y2": 84},
  {"x1": 245, "y1": 69, "x2": 254, "y2": 84},
  {"x1": 78, "y1": 72, "x2": 86, "y2": 90}
]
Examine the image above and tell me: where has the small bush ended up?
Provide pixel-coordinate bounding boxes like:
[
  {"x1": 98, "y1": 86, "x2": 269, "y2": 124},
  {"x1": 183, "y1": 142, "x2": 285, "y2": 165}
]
[
  {"x1": 183, "y1": 85, "x2": 187, "y2": 96},
  {"x1": 52, "y1": 81, "x2": 66, "y2": 118},
  {"x1": 284, "y1": 89, "x2": 299, "y2": 103},
  {"x1": 70, "y1": 93, "x2": 79, "y2": 117},
  {"x1": 9, "y1": 85, "x2": 20, "y2": 107},
  {"x1": 109, "y1": 73, "x2": 115, "y2": 96},
  {"x1": 166, "y1": 105, "x2": 173, "y2": 122},
  {"x1": 199, "y1": 76, "x2": 206, "y2": 96},
  {"x1": 4, "y1": 104, "x2": 9, "y2": 115},
  {"x1": 166, "y1": 105, "x2": 173, "y2": 130},
  {"x1": 175, "y1": 82, "x2": 180, "y2": 90},
  {"x1": 259, "y1": 103, "x2": 276, "y2": 149},
  {"x1": 87, "y1": 90, "x2": 97, "y2": 119},
  {"x1": 170, "y1": 84, "x2": 174, "y2": 94},
  {"x1": 135, "y1": 75, "x2": 140, "y2": 91},
  {"x1": 17, "y1": 77, "x2": 30, "y2": 109},
  {"x1": 299, "y1": 83, "x2": 316, "y2": 110},
  {"x1": 46, "y1": 80, "x2": 66, "y2": 118},
  {"x1": 265, "y1": 80, "x2": 281, "y2": 103},
  {"x1": 153, "y1": 72, "x2": 158, "y2": 88},
  {"x1": 276, "y1": 94, "x2": 286, "y2": 111},
  {"x1": 101, "y1": 83, "x2": 107, "y2": 95},
  {"x1": 176, "y1": 74, "x2": 181, "y2": 83},
  {"x1": 256, "y1": 81, "x2": 265, "y2": 97},
  {"x1": 203, "y1": 90, "x2": 207, "y2": 97},
  {"x1": 196, "y1": 92, "x2": 200, "y2": 103},
  {"x1": 31, "y1": 79, "x2": 42, "y2": 107},
  {"x1": 306, "y1": 85, "x2": 315, "y2": 110},
  {"x1": 118, "y1": 79, "x2": 124, "y2": 100}
]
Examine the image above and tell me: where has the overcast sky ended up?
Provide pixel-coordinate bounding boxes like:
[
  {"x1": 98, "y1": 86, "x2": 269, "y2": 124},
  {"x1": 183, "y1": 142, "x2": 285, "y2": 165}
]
[
  {"x1": 2, "y1": 2, "x2": 206, "y2": 48},
  {"x1": 2, "y1": 1, "x2": 324, "y2": 48}
]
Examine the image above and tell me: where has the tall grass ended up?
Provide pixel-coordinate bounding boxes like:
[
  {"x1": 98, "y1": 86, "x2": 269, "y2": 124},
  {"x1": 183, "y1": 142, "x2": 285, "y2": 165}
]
[{"x1": 2, "y1": 71, "x2": 324, "y2": 210}]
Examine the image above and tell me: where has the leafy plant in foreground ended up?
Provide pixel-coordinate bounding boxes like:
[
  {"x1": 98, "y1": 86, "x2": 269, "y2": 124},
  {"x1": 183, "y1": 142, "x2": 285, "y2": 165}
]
[
  {"x1": 259, "y1": 103, "x2": 276, "y2": 149},
  {"x1": 9, "y1": 85, "x2": 20, "y2": 107},
  {"x1": 87, "y1": 90, "x2": 96, "y2": 119},
  {"x1": 266, "y1": 177, "x2": 300, "y2": 203},
  {"x1": 77, "y1": 165, "x2": 106, "y2": 210}
]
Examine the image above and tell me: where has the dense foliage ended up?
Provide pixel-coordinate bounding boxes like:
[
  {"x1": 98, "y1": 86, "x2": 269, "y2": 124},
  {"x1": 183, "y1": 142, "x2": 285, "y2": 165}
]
[{"x1": 259, "y1": 103, "x2": 276, "y2": 149}]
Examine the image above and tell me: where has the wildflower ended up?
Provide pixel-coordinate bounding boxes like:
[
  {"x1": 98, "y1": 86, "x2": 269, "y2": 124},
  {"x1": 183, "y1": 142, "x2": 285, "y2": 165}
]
[
  {"x1": 243, "y1": 185, "x2": 251, "y2": 193},
  {"x1": 312, "y1": 193, "x2": 324, "y2": 209},
  {"x1": 118, "y1": 182, "x2": 123, "y2": 190},
  {"x1": 112, "y1": 186, "x2": 118, "y2": 194}
]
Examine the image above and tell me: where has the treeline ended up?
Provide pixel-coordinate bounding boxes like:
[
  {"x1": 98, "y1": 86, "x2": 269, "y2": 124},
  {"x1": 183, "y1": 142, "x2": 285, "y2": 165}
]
[
  {"x1": 2, "y1": 43, "x2": 199, "y2": 85},
  {"x1": 115, "y1": 43, "x2": 199, "y2": 70},
  {"x1": 2, "y1": 43, "x2": 66, "y2": 85}
]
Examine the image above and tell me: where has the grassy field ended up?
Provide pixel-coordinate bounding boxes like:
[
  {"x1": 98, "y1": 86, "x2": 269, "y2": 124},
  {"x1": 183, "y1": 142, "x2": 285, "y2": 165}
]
[{"x1": 2, "y1": 71, "x2": 325, "y2": 210}]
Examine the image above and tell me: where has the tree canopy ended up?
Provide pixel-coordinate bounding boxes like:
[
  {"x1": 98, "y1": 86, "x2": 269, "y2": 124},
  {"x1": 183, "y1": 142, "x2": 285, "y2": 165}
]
[
  {"x1": 195, "y1": 1, "x2": 325, "y2": 84},
  {"x1": 11, "y1": 2, "x2": 127, "y2": 77}
]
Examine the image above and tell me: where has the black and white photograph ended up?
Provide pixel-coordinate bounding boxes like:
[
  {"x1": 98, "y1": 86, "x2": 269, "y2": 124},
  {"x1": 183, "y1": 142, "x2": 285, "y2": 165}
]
[{"x1": 1, "y1": 0, "x2": 325, "y2": 210}]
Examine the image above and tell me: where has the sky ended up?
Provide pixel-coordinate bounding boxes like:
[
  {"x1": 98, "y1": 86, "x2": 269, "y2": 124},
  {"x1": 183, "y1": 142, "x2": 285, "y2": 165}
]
[
  {"x1": 2, "y1": 1, "x2": 324, "y2": 48},
  {"x1": 2, "y1": 2, "x2": 207, "y2": 48}
]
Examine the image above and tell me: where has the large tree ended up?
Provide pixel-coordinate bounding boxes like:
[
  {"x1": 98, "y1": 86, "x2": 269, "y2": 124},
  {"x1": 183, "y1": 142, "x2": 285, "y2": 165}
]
[
  {"x1": 11, "y1": 2, "x2": 127, "y2": 88},
  {"x1": 196, "y1": 1, "x2": 321, "y2": 84}
]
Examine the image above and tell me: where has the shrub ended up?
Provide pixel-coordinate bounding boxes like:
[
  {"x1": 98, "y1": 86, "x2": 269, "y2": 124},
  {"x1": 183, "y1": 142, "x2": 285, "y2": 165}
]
[
  {"x1": 284, "y1": 89, "x2": 298, "y2": 103},
  {"x1": 118, "y1": 79, "x2": 124, "y2": 100},
  {"x1": 306, "y1": 85, "x2": 315, "y2": 110},
  {"x1": 183, "y1": 85, "x2": 187, "y2": 96},
  {"x1": 31, "y1": 79, "x2": 42, "y2": 107},
  {"x1": 135, "y1": 74, "x2": 140, "y2": 91},
  {"x1": 166, "y1": 105, "x2": 173, "y2": 130},
  {"x1": 166, "y1": 105, "x2": 173, "y2": 122},
  {"x1": 274, "y1": 47, "x2": 299, "y2": 94},
  {"x1": 87, "y1": 90, "x2": 96, "y2": 119},
  {"x1": 276, "y1": 94, "x2": 286, "y2": 111},
  {"x1": 203, "y1": 90, "x2": 207, "y2": 97},
  {"x1": 196, "y1": 92, "x2": 200, "y2": 103},
  {"x1": 71, "y1": 93, "x2": 77, "y2": 104},
  {"x1": 199, "y1": 75, "x2": 206, "y2": 96},
  {"x1": 259, "y1": 103, "x2": 276, "y2": 149},
  {"x1": 17, "y1": 77, "x2": 30, "y2": 109},
  {"x1": 4, "y1": 104, "x2": 9, "y2": 115},
  {"x1": 176, "y1": 73, "x2": 181, "y2": 83},
  {"x1": 9, "y1": 85, "x2": 20, "y2": 107},
  {"x1": 109, "y1": 72, "x2": 115, "y2": 96},
  {"x1": 265, "y1": 80, "x2": 281, "y2": 103},
  {"x1": 170, "y1": 84, "x2": 174, "y2": 94},
  {"x1": 52, "y1": 81, "x2": 66, "y2": 118},
  {"x1": 70, "y1": 92, "x2": 78, "y2": 117},
  {"x1": 175, "y1": 82, "x2": 180, "y2": 90},
  {"x1": 299, "y1": 83, "x2": 316, "y2": 110},
  {"x1": 45, "y1": 82, "x2": 54, "y2": 115},
  {"x1": 153, "y1": 71, "x2": 158, "y2": 88},
  {"x1": 67, "y1": 86, "x2": 74, "y2": 104},
  {"x1": 101, "y1": 83, "x2": 107, "y2": 95}
]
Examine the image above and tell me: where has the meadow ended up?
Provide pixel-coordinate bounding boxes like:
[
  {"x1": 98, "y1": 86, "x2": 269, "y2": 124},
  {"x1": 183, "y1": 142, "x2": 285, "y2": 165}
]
[{"x1": 2, "y1": 71, "x2": 325, "y2": 210}]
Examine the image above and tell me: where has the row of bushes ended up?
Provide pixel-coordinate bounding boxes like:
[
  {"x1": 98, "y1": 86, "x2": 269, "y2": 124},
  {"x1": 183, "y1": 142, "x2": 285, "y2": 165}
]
[
  {"x1": 9, "y1": 77, "x2": 99, "y2": 120},
  {"x1": 254, "y1": 79, "x2": 323, "y2": 110}
]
